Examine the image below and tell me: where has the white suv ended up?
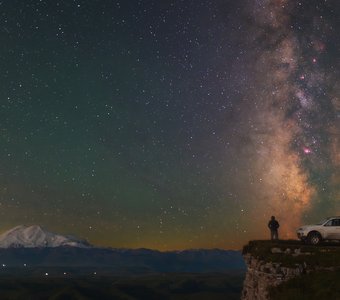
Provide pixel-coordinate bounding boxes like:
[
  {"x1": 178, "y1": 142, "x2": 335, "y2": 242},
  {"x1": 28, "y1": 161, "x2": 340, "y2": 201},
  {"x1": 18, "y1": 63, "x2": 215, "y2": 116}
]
[{"x1": 297, "y1": 217, "x2": 340, "y2": 245}]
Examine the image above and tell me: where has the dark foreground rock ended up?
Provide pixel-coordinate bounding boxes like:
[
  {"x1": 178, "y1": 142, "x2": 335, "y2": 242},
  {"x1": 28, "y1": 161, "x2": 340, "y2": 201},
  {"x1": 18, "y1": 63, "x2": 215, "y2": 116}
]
[
  {"x1": 0, "y1": 273, "x2": 245, "y2": 300},
  {"x1": 241, "y1": 240, "x2": 340, "y2": 300}
]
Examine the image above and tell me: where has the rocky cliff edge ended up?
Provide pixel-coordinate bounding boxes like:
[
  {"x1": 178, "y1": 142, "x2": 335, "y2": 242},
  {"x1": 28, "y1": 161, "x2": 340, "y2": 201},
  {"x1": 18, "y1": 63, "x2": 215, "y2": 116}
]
[{"x1": 241, "y1": 240, "x2": 340, "y2": 300}]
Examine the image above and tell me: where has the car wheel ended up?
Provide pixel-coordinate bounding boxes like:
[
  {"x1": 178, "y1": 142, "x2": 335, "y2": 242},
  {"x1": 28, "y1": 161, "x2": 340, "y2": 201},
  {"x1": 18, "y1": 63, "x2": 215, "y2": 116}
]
[{"x1": 308, "y1": 232, "x2": 321, "y2": 245}]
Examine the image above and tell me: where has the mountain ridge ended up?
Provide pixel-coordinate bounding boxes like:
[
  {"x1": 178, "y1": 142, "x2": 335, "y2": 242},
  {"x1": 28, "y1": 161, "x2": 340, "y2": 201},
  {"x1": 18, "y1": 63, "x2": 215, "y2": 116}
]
[{"x1": 0, "y1": 225, "x2": 91, "y2": 248}]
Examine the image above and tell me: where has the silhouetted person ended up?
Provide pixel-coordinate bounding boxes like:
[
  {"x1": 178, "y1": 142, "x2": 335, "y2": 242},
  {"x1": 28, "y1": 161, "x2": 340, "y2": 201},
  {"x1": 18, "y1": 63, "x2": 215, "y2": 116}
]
[{"x1": 268, "y1": 216, "x2": 279, "y2": 240}]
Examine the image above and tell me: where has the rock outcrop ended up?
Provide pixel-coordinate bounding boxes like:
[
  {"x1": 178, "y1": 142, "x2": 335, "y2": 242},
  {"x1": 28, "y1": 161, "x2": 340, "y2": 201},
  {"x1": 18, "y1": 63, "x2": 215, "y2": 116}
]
[
  {"x1": 241, "y1": 252, "x2": 306, "y2": 300},
  {"x1": 241, "y1": 240, "x2": 340, "y2": 300}
]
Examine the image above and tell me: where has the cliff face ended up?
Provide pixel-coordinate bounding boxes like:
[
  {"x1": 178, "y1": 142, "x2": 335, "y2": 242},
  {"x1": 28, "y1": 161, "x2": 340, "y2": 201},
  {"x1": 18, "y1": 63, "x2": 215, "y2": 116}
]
[
  {"x1": 241, "y1": 240, "x2": 340, "y2": 300},
  {"x1": 241, "y1": 252, "x2": 305, "y2": 300}
]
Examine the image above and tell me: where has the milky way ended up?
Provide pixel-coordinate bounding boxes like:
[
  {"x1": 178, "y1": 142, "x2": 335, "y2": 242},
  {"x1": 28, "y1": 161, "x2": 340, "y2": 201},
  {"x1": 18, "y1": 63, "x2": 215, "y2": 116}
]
[
  {"x1": 0, "y1": 0, "x2": 339, "y2": 249},
  {"x1": 236, "y1": 0, "x2": 340, "y2": 238}
]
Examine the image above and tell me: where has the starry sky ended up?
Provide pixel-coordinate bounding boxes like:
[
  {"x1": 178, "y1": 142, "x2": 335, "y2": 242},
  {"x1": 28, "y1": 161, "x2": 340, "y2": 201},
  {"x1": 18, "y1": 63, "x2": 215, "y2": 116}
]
[{"x1": 0, "y1": 0, "x2": 339, "y2": 250}]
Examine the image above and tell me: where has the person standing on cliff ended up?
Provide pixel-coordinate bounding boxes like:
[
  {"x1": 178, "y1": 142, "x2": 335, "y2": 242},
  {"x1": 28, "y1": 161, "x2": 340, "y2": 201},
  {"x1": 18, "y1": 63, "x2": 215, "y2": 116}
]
[{"x1": 268, "y1": 216, "x2": 280, "y2": 240}]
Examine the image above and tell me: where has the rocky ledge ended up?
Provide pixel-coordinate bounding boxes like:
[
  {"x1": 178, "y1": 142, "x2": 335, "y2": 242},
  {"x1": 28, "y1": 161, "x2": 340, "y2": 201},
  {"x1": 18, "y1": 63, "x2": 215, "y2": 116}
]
[{"x1": 241, "y1": 240, "x2": 340, "y2": 300}]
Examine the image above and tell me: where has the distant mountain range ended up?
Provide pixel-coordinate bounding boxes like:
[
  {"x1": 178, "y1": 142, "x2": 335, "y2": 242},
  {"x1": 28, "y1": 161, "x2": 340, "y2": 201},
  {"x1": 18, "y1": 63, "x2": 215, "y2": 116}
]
[
  {"x1": 0, "y1": 225, "x2": 90, "y2": 248},
  {"x1": 0, "y1": 225, "x2": 245, "y2": 274}
]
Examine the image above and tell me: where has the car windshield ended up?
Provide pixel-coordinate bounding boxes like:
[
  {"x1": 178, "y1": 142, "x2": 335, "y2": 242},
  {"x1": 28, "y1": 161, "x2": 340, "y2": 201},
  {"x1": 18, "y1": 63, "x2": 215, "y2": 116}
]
[{"x1": 316, "y1": 218, "x2": 329, "y2": 225}]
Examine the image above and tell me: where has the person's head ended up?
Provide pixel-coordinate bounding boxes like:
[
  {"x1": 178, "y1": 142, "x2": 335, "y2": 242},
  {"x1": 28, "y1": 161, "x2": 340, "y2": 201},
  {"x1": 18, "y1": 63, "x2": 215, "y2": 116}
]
[{"x1": 271, "y1": 216, "x2": 275, "y2": 220}]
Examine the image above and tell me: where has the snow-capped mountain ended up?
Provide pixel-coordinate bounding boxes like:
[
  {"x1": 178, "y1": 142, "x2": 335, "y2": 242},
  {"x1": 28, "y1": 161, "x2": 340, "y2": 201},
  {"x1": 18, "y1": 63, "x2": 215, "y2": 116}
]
[{"x1": 0, "y1": 225, "x2": 91, "y2": 248}]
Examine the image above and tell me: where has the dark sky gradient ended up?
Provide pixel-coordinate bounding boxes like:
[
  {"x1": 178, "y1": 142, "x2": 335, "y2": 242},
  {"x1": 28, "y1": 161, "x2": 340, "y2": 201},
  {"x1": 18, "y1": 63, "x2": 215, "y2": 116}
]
[{"x1": 0, "y1": 0, "x2": 339, "y2": 250}]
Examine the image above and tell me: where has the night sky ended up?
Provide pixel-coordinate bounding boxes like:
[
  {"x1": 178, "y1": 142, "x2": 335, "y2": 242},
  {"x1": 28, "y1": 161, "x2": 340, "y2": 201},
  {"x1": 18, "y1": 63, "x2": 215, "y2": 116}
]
[{"x1": 0, "y1": 0, "x2": 339, "y2": 250}]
